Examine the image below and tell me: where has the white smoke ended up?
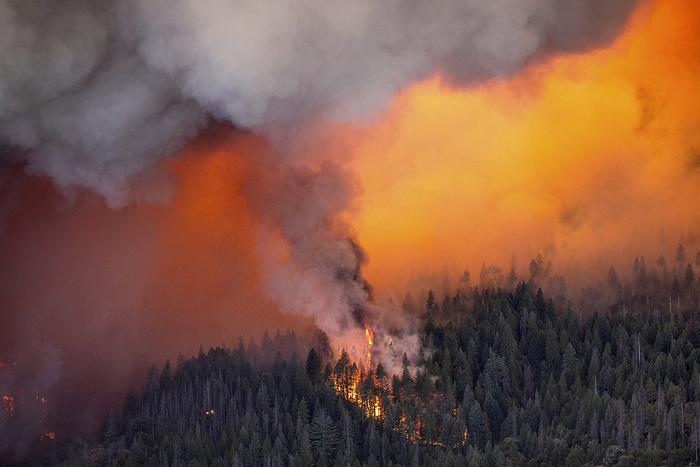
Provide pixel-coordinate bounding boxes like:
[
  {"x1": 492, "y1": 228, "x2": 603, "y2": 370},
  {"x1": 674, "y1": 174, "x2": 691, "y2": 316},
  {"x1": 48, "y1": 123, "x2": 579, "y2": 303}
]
[
  {"x1": 123, "y1": 0, "x2": 637, "y2": 126},
  {"x1": 1, "y1": 0, "x2": 637, "y2": 203},
  {"x1": 0, "y1": 0, "x2": 207, "y2": 205}
]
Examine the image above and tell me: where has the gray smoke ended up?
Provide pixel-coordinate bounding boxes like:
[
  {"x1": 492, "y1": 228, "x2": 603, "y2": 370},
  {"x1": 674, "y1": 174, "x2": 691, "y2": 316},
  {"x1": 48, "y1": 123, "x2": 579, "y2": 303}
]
[
  {"x1": 1, "y1": 0, "x2": 638, "y2": 204},
  {"x1": 123, "y1": 0, "x2": 636, "y2": 124},
  {"x1": 244, "y1": 155, "x2": 420, "y2": 371},
  {"x1": 246, "y1": 160, "x2": 367, "y2": 337},
  {"x1": 0, "y1": 0, "x2": 639, "y2": 376}
]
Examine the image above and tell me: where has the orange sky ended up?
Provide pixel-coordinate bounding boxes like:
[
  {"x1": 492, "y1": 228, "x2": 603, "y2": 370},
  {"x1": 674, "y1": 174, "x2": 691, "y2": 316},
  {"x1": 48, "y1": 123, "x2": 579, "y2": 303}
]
[{"x1": 340, "y1": 0, "x2": 700, "y2": 293}]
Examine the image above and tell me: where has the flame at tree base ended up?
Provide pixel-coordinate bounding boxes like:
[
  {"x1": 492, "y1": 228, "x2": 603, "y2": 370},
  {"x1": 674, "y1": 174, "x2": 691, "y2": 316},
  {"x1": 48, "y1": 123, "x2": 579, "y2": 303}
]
[
  {"x1": 330, "y1": 324, "x2": 468, "y2": 448},
  {"x1": 331, "y1": 324, "x2": 385, "y2": 420},
  {"x1": 1, "y1": 359, "x2": 56, "y2": 446}
]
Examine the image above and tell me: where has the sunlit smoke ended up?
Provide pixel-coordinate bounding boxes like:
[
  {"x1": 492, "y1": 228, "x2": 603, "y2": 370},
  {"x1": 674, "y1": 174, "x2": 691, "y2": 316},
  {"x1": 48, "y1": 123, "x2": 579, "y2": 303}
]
[{"x1": 341, "y1": 0, "x2": 700, "y2": 296}]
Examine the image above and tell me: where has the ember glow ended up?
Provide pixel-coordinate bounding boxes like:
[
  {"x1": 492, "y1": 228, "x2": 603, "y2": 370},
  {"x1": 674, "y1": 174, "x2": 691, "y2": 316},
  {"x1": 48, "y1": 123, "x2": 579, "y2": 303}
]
[
  {"x1": 331, "y1": 349, "x2": 385, "y2": 421},
  {"x1": 330, "y1": 323, "x2": 469, "y2": 447},
  {"x1": 364, "y1": 324, "x2": 374, "y2": 367},
  {"x1": 329, "y1": 323, "x2": 382, "y2": 419},
  {"x1": 330, "y1": 346, "x2": 469, "y2": 446},
  {"x1": 1, "y1": 395, "x2": 15, "y2": 418}
]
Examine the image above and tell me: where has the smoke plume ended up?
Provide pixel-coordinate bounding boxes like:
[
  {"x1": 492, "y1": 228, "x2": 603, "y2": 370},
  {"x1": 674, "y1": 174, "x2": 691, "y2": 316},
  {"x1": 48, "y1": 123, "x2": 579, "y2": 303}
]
[{"x1": 2, "y1": 0, "x2": 637, "y2": 203}]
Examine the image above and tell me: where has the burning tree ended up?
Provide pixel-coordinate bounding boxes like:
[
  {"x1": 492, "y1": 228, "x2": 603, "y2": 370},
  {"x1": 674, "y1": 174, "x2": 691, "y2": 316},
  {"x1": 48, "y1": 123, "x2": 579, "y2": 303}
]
[{"x1": 329, "y1": 330, "x2": 467, "y2": 448}]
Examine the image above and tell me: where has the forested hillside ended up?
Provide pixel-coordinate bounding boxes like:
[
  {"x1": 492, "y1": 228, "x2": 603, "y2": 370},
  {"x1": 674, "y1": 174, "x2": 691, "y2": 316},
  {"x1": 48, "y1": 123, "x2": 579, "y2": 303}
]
[{"x1": 43, "y1": 275, "x2": 700, "y2": 466}]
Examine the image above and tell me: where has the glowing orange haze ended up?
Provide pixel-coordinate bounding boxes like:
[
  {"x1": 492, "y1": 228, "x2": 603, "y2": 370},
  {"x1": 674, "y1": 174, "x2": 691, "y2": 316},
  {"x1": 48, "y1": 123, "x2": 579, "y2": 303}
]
[
  {"x1": 167, "y1": 0, "x2": 700, "y2": 300},
  {"x1": 340, "y1": 0, "x2": 700, "y2": 293},
  {"x1": 156, "y1": 0, "x2": 700, "y2": 303}
]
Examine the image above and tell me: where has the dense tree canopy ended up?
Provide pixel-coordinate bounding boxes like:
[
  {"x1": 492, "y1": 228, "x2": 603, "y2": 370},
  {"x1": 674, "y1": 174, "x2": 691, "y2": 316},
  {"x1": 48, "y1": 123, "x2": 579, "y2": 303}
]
[{"x1": 42, "y1": 254, "x2": 700, "y2": 467}]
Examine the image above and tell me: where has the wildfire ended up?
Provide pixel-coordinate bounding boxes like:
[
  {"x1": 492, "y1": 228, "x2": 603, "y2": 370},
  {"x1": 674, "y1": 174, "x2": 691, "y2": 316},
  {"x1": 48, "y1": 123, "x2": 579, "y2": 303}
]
[
  {"x1": 364, "y1": 324, "x2": 374, "y2": 368},
  {"x1": 0, "y1": 360, "x2": 53, "y2": 443},
  {"x1": 331, "y1": 325, "x2": 468, "y2": 448},
  {"x1": 332, "y1": 359, "x2": 383, "y2": 419},
  {"x1": 2, "y1": 394, "x2": 15, "y2": 417},
  {"x1": 331, "y1": 324, "x2": 385, "y2": 420}
]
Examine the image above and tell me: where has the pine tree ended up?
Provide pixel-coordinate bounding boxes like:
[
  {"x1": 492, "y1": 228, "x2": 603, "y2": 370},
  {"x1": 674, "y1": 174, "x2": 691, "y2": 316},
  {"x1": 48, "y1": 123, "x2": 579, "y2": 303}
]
[
  {"x1": 306, "y1": 349, "x2": 322, "y2": 383},
  {"x1": 607, "y1": 266, "x2": 621, "y2": 293},
  {"x1": 685, "y1": 264, "x2": 695, "y2": 288},
  {"x1": 310, "y1": 408, "x2": 339, "y2": 459},
  {"x1": 298, "y1": 428, "x2": 314, "y2": 467},
  {"x1": 677, "y1": 243, "x2": 687, "y2": 265},
  {"x1": 426, "y1": 290, "x2": 438, "y2": 316}
]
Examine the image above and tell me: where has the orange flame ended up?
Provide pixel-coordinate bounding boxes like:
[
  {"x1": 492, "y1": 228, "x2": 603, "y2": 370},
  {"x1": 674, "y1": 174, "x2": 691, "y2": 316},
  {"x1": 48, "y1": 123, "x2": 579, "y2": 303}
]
[
  {"x1": 364, "y1": 323, "x2": 374, "y2": 368},
  {"x1": 2, "y1": 394, "x2": 15, "y2": 417},
  {"x1": 331, "y1": 328, "x2": 384, "y2": 420},
  {"x1": 330, "y1": 329, "x2": 468, "y2": 445}
]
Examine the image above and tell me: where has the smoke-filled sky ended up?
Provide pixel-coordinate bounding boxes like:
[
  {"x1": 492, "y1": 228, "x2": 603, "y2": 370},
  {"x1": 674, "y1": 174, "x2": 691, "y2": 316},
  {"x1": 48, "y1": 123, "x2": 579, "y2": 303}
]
[
  {"x1": 347, "y1": 0, "x2": 700, "y2": 292},
  {"x1": 2, "y1": 0, "x2": 699, "y2": 457},
  {"x1": 1, "y1": 0, "x2": 637, "y2": 204}
]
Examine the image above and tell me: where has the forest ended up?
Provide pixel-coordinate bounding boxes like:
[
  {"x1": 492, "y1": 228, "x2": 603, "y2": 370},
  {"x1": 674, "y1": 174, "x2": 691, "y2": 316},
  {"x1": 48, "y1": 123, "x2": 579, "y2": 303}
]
[{"x1": 39, "y1": 250, "x2": 700, "y2": 467}]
